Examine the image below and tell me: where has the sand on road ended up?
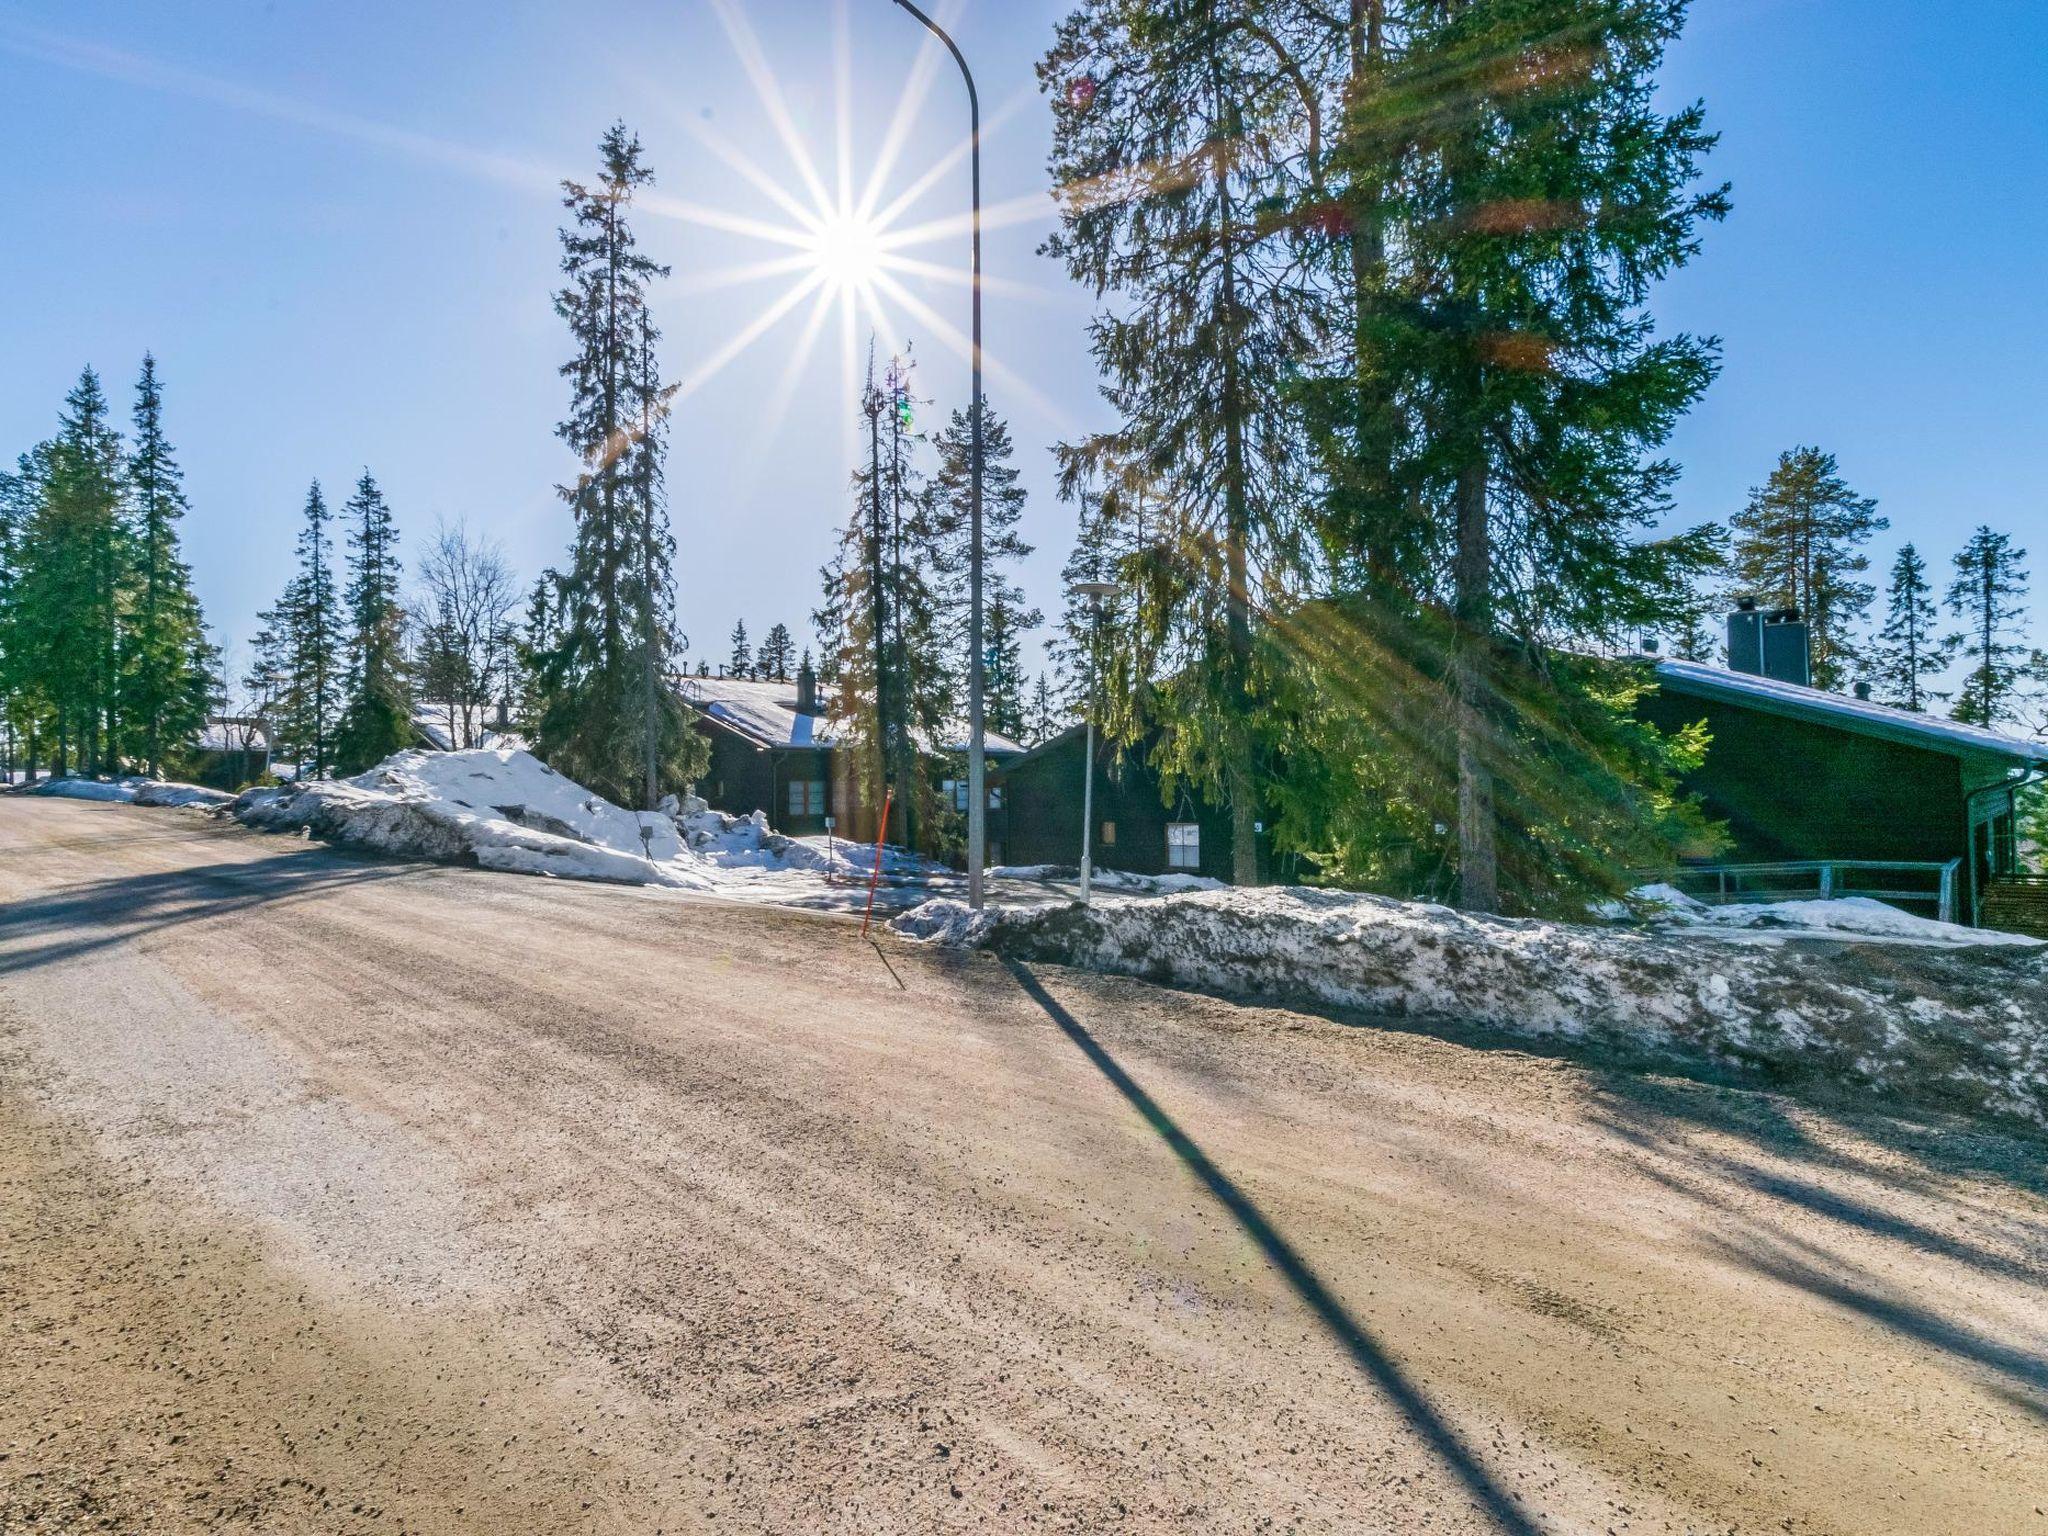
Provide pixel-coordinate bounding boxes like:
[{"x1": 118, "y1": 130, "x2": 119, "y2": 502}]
[{"x1": 2, "y1": 796, "x2": 2044, "y2": 1534}]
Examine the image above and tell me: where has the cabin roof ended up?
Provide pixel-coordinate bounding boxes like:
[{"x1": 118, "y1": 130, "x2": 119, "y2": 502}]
[
  {"x1": 678, "y1": 675, "x2": 1025, "y2": 757},
  {"x1": 1654, "y1": 658, "x2": 2048, "y2": 770}
]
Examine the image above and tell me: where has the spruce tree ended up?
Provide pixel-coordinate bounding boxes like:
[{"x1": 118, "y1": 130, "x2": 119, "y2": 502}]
[
  {"x1": 529, "y1": 123, "x2": 706, "y2": 807},
  {"x1": 1947, "y1": 526, "x2": 2030, "y2": 727},
  {"x1": 11, "y1": 371, "x2": 129, "y2": 774},
  {"x1": 1044, "y1": 0, "x2": 1323, "y2": 885},
  {"x1": 758, "y1": 623, "x2": 795, "y2": 680},
  {"x1": 333, "y1": 470, "x2": 412, "y2": 772},
  {"x1": 1868, "y1": 543, "x2": 1951, "y2": 712},
  {"x1": 1730, "y1": 447, "x2": 1885, "y2": 689},
  {"x1": 925, "y1": 396, "x2": 1040, "y2": 727},
  {"x1": 727, "y1": 620, "x2": 751, "y2": 676},
  {"x1": 983, "y1": 594, "x2": 1029, "y2": 741},
  {"x1": 258, "y1": 481, "x2": 344, "y2": 776},
  {"x1": 118, "y1": 355, "x2": 213, "y2": 776},
  {"x1": 1288, "y1": 0, "x2": 1729, "y2": 912},
  {"x1": 0, "y1": 452, "x2": 48, "y2": 778},
  {"x1": 815, "y1": 350, "x2": 948, "y2": 847},
  {"x1": 1028, "y1": 672, "x2": 1061, "y2": 745}
]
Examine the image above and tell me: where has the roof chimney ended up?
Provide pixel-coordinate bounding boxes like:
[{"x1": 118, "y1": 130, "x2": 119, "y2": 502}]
[
  {"x1": 1761, "y1": 607, "x2": 1812, "y2": 687},
  {"x1": 795, "y1": 656, "x2": 818, "y2": 716},
  {"x1": 1727, "y1": 597, "x2": 1764, "y2": 676},
  {"x1": 1727, "y1": 598, "x2": 1811, "y2": 687},
  {"x1": 1853, "y1": 680, "x2": 1872, "y2": 701}
]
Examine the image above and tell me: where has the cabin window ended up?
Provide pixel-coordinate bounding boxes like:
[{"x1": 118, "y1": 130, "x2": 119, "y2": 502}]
[
  {"x1": 944, "y1": 779, "x2": 1000, "y2": 812},
  {"x1": 787, "y1": 779, "x2": 825, "y2": 818},
  {"x1": 1100, "y1": 820, "x2": 1116, "y2": 847},
  {"x1": 1166, "y1": 822, "x2": 1200, "y2": 870}
]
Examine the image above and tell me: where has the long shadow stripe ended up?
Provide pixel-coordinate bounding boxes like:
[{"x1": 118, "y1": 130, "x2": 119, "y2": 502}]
[{"x1": 1006, "y1": 960, "x2": 1547, "y2": 1536}]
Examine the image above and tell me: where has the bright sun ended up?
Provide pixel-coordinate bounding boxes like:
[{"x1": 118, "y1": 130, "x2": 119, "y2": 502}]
[{"x1": 808, "y1": 212, "x2": 885, "y2": 294}]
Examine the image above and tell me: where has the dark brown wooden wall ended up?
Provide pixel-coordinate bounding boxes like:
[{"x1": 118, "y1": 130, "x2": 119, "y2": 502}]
[
  {"x1": 1639, "y1": 690, "x2": 1967, "y2": 867},
  {"x1": 997, "y1": 734, "x2": 1240, "y2": 880}
]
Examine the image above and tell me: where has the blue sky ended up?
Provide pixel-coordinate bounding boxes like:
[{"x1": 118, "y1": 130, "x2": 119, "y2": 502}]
[{"x1": 2, "y1": 0, "x2": 2044, "y2": 686}]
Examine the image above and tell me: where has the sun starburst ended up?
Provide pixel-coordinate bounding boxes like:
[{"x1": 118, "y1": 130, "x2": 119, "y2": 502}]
[{"x1": 639, "y1": 0, "x2": 1058, "y2": 467}]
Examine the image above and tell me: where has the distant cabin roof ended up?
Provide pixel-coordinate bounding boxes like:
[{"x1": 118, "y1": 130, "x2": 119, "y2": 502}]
[
  {"x1": 678, "y1": 675, "x2": 1025, "y2": 757},
  {"x1": 197, "y1": 719, "x2": 268, "y2": 753},
  {"x1": 1654, "y1": 658, "x2": 2048, "y2": 769}
]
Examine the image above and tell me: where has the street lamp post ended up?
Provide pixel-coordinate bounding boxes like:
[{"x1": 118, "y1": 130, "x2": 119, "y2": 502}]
[
  {"x1": 888, "y1": 0, "x2": 986, "y2": 909},
  {"x1": 1071, "y1": 581, "x2": 1119, "y2": 906}
]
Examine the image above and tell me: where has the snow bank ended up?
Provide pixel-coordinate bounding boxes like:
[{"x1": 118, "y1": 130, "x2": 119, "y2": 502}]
[
  {"x1": 133, "y1": 782, "x2": 234, "y2": 809},
  {"x1": 893, "y1": 886, "x2": 2048, "y2": 1130},
  {"x1": 231, "y1": 749, "x2": 714, "y2": 888},
  {"x1": 19, "y1": 775, "x2": 230, "y2": 808},
  {"x1": 226, "y1": 749, "x2": 939, "y2": 897},
  {"x1": 990, "y1": 864, "x2": 1226, "y2": 896},
  {"x1": 1630, "y1": 885, "x2": 2040, "y2": 948},
  {"x1": 25, "y1": 776, "x2": 141, "y2": 802}
]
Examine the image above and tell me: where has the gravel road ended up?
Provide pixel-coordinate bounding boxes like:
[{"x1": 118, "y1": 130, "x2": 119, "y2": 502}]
[{"x1": 2, "y1": 796, "x2": 2044, "y2": 1535}]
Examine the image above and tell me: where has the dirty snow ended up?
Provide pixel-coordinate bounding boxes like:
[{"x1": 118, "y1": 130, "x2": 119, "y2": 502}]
[
  {"x1": 893, "y1": 885, "x2": 2048, "y2": 1130},
  {"x1": 1629, "y1": 884, "x2": 2042, "y2": 948},
  {"x1": 17, "y1": 775, "x2": 231, "y2": 808},
  {"x1": 22, "y1": 776, "x2": 141, "y2": 802},
  {"x1": 990, "y1": 864, "x2": 1226, "y2": 896}
]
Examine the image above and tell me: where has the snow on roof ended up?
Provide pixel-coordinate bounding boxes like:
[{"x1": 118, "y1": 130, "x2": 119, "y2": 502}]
[
  {"x1": 677, "y1": 675, "x2": 1025, "y2": 757},
  {"x1": 1655, "y1": 658, "x2": 2048, "y2": 767},
  {"x1": 197, "y1": 719, "x2": 268, "y2": 753}
]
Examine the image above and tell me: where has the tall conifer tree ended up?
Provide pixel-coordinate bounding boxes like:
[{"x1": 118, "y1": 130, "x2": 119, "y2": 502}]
[
  {"x1": 926, "y1": 397, "x2": 1039, "y2": 727},
  {"x1": 1287, "y1": 0, "x2": 1729, "y2": 912},
  {"x1": 1947, "y1": 526, "x2": 2030, "y2": 727},
  {"x1": 119, "y1": 355, "x2": 214, "y2": 776},
  {"x1": 529, "y1": 123, "x2": 704, "y2": 806},
  {"x1": 1729, "y1": 447, "x2": 1885, "y2": 689},
  {"x1": 333, "y1": 469, "x2": 412, "y2": 772},
  {"x1": 12, "y1": 371, "x2": 129, "y2": 774},
  {"x1": 758, "y1": 622, "x2": 795, "y2": 680},
  {"x1": 1044, "y1": 0, "x2": 1324, "y2": 884},
  {"x1": 1869, "y1": 543, "x2": 1951, "y2": 712}
]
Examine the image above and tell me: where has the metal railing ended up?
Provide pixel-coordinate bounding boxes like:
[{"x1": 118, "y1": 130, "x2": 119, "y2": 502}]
[{"x1": 1660, "y1": 859, "x2": 1962, "y2": 925}]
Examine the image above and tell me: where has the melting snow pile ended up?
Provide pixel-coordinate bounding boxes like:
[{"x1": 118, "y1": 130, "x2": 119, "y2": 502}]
[
  {"x1": 990, "y1": 864, "x2": 1225, "y2": 896},
  {"x1": 1628, "y1": 884, "x2": 2039, "y2": 947},
  {"x1": 23, "y1": 776, "x2": 231, "y2": 808},
  {"x1": 228, "y1": 747, "x2": 940, "y2": 896},
  {"x1": 893, "y1": 885, "x2": 2048, "y2": 1129},
  {"x1": 232, "y1": 748, "x2": 715, "y2": 888}
]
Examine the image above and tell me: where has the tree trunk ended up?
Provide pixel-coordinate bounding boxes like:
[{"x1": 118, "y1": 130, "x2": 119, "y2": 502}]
[
  {"x1": 1453, "y1": 455, "x2": 1499, "y2": 912},
  {"x1": 1214, "y1": 86, "x2": 1260, "y2": 889}
]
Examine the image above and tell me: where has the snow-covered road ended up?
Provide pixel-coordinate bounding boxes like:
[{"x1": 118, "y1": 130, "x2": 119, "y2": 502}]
[{"x1": 3, "y1": 796, "x2": 2045, "y2": 1535}]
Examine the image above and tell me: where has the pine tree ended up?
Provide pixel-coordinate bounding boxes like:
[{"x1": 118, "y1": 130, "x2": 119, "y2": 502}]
[
  {"x1": 116, "y1": 355, "x2": 213, "y2": 776},
  {"x1": 258, "y1": 481, "x2": 344, "y2": 776},
  {"x1": 1947, "y1": 526, "x2": 2030, "y2": 727},
  {"x1": 1044, "y1": 1, "x2": 1323, "y2": 885},
  {"x1": 528, "y1": 123, "x2": 706, "y2": 807},
  {"x1": 983, "y1": 594, "x2": 1030, "y2": 740},
  {"x1": 1028, "y1": 672, "x2": 1062, "y2": 745},
  {"x1": 1286, "y1": 0, "x2": 1730, "y2": 912},
  {"x1": 923, "y1": 396, "x2": 1040, "y2": 720},
  {"x1": 0, "y1": 449, "x2": 52, "y2": 778},
  {"x1": 758, "y1": 622, "x2": 795, "y2": 680},
  {"x1": 1730, "y1": 447, "x2": 1885, "y2": 689},
  {"x1": 11, "y1": 370, "x2": 130, "y2": 775},
  {"x1": 1868, "y1": 543, "x2": 1952, "y2": 712},
  {"x1": 332, "y1": 470, "x2": 412, "y2": 772},
  {"x1": 727, "y1": 620, "x2": 751, "y2": 677}
]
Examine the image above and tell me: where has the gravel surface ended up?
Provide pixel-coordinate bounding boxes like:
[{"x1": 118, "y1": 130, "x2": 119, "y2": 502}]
[{"x1": 2, "y1": 796, "x2": 2045, "y2": 1535}]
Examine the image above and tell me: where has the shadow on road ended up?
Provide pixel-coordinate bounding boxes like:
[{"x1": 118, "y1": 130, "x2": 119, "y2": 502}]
[
  {"x1": 0, "y1": 846, "x2": 416, "y2": 977},
  {"x1": 1003, "y1": 959, "x2": 1547, "y2": 1536}
]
